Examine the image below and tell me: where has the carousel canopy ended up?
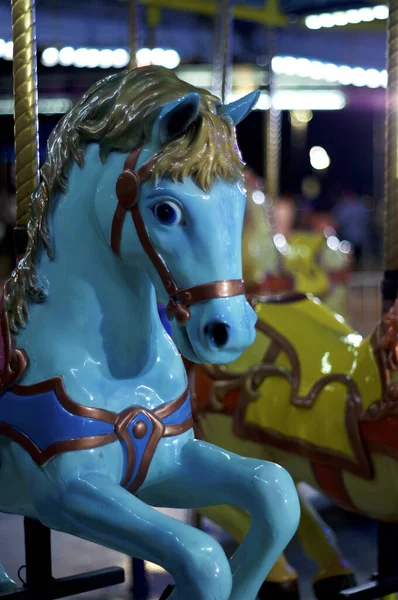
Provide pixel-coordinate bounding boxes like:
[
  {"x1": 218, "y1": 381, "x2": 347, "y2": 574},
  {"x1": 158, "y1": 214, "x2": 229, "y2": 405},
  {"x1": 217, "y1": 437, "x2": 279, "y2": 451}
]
[{"x1": 0, "y1": 1, "x2": 387, "y2": 70}]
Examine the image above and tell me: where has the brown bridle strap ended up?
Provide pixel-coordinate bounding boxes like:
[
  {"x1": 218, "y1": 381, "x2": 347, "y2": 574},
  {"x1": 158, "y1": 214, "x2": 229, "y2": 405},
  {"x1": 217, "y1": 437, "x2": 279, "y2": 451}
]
[{"x1": 112, "y1": 147, "x2": 246, "y2": 325}]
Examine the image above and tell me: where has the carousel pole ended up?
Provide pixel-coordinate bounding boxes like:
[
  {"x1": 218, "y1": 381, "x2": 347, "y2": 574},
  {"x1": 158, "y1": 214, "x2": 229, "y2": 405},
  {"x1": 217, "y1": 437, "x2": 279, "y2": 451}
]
[
  {"x1": 211, "y1": 0, "x2": 234, "y2": 103},
  {"x1": 265, "y1": 31, "x2": 281, "y2": 205},
  {"x1": 11, "y1": 0, "x2": 39, "y2": 260},
  {"x1": 127, "y1": 3, "x2": 153, "y2": 599},
  {"x1": 342, "y1": 1, "x2": 398, "y2": 598},
  {"x1": 128, "y1": 0, "x2": 140, "y2": 68},
  {"x1": 263, "y1": 28, "x2": 283, "y2": 275},
  {"x1": 377, "y1": 0, "x2": 398, "y2": 597},
  {"x1": 5, "y1": 2, "x2": 125, "y2": 598},
  {"x1": 382, "y1": 0, "x2": 398, "y2": 314}
]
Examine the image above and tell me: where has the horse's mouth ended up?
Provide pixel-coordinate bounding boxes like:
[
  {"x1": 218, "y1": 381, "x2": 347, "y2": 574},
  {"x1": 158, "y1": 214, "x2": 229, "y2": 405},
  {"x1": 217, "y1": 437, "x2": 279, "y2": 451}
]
[{"x1": 177, "y1": 323, "x2": 204, "y2": 364}]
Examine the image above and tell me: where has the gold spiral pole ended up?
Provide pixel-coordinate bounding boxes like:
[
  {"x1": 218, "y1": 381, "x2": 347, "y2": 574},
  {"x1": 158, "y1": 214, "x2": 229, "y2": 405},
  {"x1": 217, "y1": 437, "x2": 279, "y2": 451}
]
[
  {"x1": 128, "y1": 0, "x2": 140, "y2": 68},
  {"x1": 12, "y1": 0, "x2": 39, "y2": 229}
]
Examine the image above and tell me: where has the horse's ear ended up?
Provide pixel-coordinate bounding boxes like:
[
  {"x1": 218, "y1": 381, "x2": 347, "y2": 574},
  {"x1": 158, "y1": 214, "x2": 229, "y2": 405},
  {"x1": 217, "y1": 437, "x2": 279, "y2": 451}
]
[
  {"x1": 152, "y1": 93, "x2": 201, "y2": 146},
  {"x1": 218, "y1": 90, "x2": 261, "y2": 125}
]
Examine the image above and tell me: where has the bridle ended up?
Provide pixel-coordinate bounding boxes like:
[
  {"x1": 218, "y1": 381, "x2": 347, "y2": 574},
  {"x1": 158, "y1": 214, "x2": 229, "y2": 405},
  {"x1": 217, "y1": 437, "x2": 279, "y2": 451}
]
[{"x1": 111, "y1": 146, "x2": 246, "y2": 325}]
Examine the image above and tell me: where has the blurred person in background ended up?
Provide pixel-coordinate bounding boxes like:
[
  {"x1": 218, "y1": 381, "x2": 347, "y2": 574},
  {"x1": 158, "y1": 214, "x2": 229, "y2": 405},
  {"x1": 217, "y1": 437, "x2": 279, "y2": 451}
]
[{"x1": 333, "y1": 188, "x2": 371, "y2": 267}]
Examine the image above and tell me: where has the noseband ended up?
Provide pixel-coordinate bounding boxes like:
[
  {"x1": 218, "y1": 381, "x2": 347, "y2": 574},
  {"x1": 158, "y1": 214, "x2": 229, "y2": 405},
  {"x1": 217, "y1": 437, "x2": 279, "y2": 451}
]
[{"x1": 111, "y1": 147, "x2": 245, "y2": 325}]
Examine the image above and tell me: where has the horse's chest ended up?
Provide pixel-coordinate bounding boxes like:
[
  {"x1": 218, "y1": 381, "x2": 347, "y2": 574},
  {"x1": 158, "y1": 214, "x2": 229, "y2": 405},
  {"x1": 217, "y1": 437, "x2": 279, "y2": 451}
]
[{"x1": 0, "y1": 377, "x2": 193, "y2": 495}]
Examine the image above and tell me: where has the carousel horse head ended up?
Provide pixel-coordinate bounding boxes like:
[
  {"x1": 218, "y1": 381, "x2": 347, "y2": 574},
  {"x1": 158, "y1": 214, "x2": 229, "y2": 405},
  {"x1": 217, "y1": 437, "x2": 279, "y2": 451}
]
[{"x1": 6, "y1": 66, "x2": 259, "y2": 365}]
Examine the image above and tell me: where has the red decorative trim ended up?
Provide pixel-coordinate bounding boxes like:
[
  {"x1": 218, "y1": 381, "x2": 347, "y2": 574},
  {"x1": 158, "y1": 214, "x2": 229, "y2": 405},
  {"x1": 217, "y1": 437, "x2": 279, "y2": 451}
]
[
  {"x1": 311, "y1": 463, "x2": 357, "y2": 511},
  {"x1": 0, "y1": 308, "x2": 28, "y2": 395}
]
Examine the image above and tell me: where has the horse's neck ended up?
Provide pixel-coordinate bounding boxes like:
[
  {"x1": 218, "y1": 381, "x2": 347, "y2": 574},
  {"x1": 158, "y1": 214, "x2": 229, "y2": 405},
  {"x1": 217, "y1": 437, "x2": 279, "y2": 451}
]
[{"x1": 16, "y1": 157, "x2": 186, "y2": 410}]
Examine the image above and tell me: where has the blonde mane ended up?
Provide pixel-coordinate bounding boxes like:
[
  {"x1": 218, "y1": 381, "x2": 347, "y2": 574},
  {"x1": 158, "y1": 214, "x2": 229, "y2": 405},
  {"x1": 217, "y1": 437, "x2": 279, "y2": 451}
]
[{"x1": 5, "y1": 66, "x2": 244, "y2": 331}]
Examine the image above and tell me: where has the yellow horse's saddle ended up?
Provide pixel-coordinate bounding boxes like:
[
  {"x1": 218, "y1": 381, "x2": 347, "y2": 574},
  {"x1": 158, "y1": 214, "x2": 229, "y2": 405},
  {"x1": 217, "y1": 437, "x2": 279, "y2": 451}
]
[{"x1": 198, "y1": 294, "x2": 383, "y2": 473}]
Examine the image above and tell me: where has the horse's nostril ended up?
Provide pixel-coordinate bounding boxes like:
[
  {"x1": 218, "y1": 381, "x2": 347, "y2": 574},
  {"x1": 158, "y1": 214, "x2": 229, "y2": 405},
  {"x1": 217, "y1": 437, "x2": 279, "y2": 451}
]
[{"x1": 204, "y1": 322, "x2": 230, "y2": 348}]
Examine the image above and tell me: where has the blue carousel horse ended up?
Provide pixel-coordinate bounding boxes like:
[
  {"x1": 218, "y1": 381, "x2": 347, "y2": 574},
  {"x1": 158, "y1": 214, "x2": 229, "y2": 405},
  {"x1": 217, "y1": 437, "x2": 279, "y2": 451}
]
[{"x1": 0, "y1": 66, "x2": 299, "y2": 600}]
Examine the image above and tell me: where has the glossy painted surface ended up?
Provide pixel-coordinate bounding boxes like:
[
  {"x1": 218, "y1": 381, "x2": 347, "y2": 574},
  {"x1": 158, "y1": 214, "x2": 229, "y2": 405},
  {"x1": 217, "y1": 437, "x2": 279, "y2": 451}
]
[
  {"x1": 283, "y1": 231, "x2": 351, "y2": 315},
  {"x1": 193, "y1": 294, "x2": 396, "y2": 591},
  {"x1": 0, "y1": 73, "x2": 299, "y2": 600},
  {"x1": 241, "y1": 188, "x2": 351, "y2": 314},
  {"x1": 199, "y1": 295, "x2": 381, "y2": 467},
  {"x1": 242, "y1": 173, "x2": 279, "y2": 290}
]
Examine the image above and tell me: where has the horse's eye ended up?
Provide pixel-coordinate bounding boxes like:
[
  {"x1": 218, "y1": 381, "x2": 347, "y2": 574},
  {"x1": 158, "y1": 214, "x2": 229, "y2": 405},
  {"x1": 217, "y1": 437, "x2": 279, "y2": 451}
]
[{"x1": 153, "y1": 200, "x2": 183, "y2": 226}]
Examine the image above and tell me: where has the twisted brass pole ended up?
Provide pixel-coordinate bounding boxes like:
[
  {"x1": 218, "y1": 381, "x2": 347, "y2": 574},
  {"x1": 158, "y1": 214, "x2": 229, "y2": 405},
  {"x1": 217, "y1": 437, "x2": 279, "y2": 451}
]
[
  {"x1": 128, "y1": 0, "x2": 140, "y2": 68},
  {"x1": 11, "y1": 0, "x2": 39, "y2": 228}
]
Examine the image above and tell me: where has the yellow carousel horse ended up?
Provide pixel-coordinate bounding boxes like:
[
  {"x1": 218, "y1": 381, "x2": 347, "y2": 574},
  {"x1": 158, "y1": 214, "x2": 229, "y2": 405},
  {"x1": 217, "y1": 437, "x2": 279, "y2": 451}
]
[
  {"x1": 191, "y1": 293, "x2": 398, "y2": 599},
  {"x1": 243, "y1": 174, "x2": 352, "y2": 317}
]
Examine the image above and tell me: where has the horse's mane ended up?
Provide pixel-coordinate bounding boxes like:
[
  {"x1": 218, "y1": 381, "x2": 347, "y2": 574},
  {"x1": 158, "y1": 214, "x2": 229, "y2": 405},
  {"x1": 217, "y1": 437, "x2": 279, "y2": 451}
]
[{"x1": 5, "y1": 66, "x2": 244, "y2": 331}]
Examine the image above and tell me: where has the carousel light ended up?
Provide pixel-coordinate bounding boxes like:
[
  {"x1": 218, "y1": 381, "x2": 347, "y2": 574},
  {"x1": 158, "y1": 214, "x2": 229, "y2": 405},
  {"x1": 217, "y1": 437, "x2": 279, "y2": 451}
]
[
  {"x1": 281, "y1": 56, "x2": 298, "y2": 76},
  {"x1": 323, "y1": 226, "x2": 336, "y2": 238},
  {"x1": 98, "y1": 49, "x2": 114, "y2": 69},
  {"x1": 326, "y1": 235, "x2": 340, "y2": 250},
  {"x1": 59, "y1": 47, "x2": 75, "y2": 66},
  {"x1": 151, "y1": 47, "x2": 165, "y2": 66},
  {"x1": 323, "y1": 63, "x2": 340, "y2": 82},
  {"x1": 332, "y1": 12, "x2": 349, "y2": 26},
  {"x1": 339, "y1": 240, "x2": 352, "y2": 254},
  {"x1": 0, "y1": 97, "x2": 73, "y2": 114},
  {"x1": 310, "y1": 146, "x2": 331, "y2": 170},
  {"x1": 255, "y1": 94, "x2": 271, "y2": 110},
  {"x1": 374, "y1": 4, "x2": 389, "y2": 19},
  {"x1": 351, "y1": 67, "x2": 367, "y2": 87},
  {"x1": 73, "y1": 48, "x2": 89, "y2": 68},
  {"x1": 358, "y1": 7, "x2": 375, "y2": 22},
  {"x1": 252, "y1": 190, "x2": 265, "y2": 204},
  {"x1": 346, "y1": 9, "x2": 362, "y2": 24},
  {"x1": 381, "y1": 70, "x2": 388, "y2": 87},
  {"x1": 295, "y1": 58, "x2": 312, "y2": 77},
  {"x1": 273, "y1": 233, "x2": 288, "y2": 254},
  {"x1": 318, "y1": 13, "x2": 335, "y2": 28},
  {"x1": 272, "y1": 56, "x2": 387, "y2": 89},
  {"x1": 309, "y1": 61, "x2": 325, "y2": 80},
  {"x1": 305, "y1": 4, "x2": 388, "y2": 28},
  {"x1": 163, "y1": 49, "x2": 180, "y2": 69},
  {"x1": 365, "y1": 69, "x2": 383, "y2": 88},
  {"x1": 112, "y1": 48, "x2": 129, "y2": 68},
  {"x1": 15, "y1": 45, "x2": 179, "y2": 70},
  {"x1": 272, "y1": 90, "x2": 346, "y2": 111},
  {"x1": 41, "y1": 47, "x2": 59, "y2": 67},
  {"x1": 305, "y1": 15, "x2": 321, "y2": 29},
  {"x1": 271, "y1": 56, "x2": 285, "y2": 73},
  {"x1": 136, "y1": 48, "x2": 152, "y2": 66},
  {"x1": 86, "y1": 49, "x2": 101, "y2": 68},
  {"x1": 3, "y1": 41, "x2": 13, "y2": 61}
]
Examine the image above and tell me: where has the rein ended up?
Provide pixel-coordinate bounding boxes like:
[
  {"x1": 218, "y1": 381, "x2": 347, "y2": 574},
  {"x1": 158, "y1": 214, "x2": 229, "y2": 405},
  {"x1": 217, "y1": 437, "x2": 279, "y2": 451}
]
[{"x1": 111, "y1": 146, "x2": 245, "y2": 325}]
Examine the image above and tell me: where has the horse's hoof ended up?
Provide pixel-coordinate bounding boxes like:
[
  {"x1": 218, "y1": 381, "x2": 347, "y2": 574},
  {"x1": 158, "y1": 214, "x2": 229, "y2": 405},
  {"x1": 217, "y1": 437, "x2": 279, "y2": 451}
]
[
  {"x1": 258, "y1": 579, "x2": 300, "y2": 599},
  {"x1": 313, "y1": 574, "x2": 357, "y2": 600},
  {"x1": 159, "y1": 584, "x2": 175, "y2": 599}
]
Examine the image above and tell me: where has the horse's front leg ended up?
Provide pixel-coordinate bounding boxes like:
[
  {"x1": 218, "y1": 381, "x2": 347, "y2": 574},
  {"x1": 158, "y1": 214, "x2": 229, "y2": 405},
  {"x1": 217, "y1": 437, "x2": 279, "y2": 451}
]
[
  {"x1": 39, "y1": 472, "x2": 232, "y2": 600},
  {"x1": 140, "y1": 438, "x2": 300, "y2": 600}
]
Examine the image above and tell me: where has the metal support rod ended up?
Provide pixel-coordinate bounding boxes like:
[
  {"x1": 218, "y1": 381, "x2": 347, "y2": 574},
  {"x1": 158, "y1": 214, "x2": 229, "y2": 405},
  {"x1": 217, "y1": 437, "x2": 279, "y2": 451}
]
[
  {"x1": 382, "y1": 0, "x2": 398, "y2": 311},
  {"x1": 24, "y1": 518, "x2": 52, "y2": 598},
  {"x1": 212, "y1": 0, "x2": 234, "y2": 102},
  {"x1": 128, "y1": 0, "x2": 140, "y2": 68},
  {"x1": 264, "y1": 29, "x2": 280, "y2": 204},
  {"x1": 0, "y1": 519, "x2": 124, "y2": 600}
]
